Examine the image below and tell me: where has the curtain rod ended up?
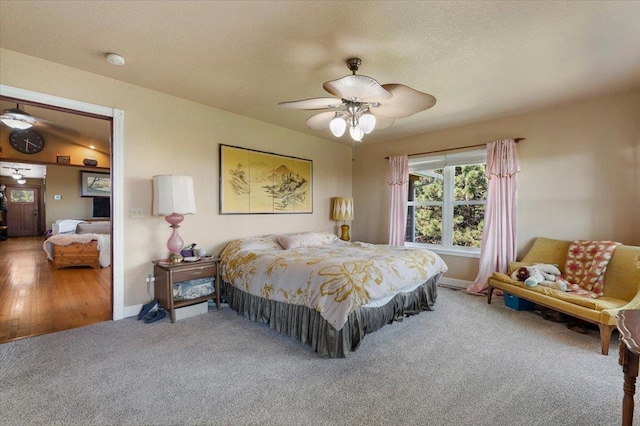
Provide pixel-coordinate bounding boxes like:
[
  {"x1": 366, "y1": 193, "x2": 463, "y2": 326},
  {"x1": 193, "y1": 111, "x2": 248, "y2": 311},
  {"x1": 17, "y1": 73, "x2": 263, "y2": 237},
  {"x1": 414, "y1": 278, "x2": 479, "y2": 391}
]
[{"x1": 384, "y1": 138, "x2": 526, "y2": 159}]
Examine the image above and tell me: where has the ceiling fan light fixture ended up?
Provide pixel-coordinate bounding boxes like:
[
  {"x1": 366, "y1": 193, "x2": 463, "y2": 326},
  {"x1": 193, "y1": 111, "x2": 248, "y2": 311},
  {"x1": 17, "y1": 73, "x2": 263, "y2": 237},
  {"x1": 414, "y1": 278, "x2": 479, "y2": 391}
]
[
  {"x1": 329, "y1": 116, "x2": 347, "y2": 137},
  {"x1": 359, "y1": 112, "x2": 376, "y2": 134},
  {"x1": 0, "y1": 117, "x2": 32, "y2": 129},
  {"x1": 349, "y1": 125, "x2": 364, "y2": 142},
  {"x1": 12, "y1": 172, "x2": 22, "y2": 179},
  {"x1": 17, "y1": 178, "x2": 26, "y2": 184}
]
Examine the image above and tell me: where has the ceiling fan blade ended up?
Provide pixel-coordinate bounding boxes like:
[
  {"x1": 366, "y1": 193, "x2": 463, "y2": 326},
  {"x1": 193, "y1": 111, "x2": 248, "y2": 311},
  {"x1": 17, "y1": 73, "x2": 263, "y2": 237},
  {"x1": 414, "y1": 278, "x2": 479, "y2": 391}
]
[
  {"x1": 305, "y1": 111, "x2": 336, "y2": 130},
  {"x1": 278, "y1": 97, "x2": 343, "y2": 110},
  {"x1": 33, "y1": 120, "x2": 82, "y2": 138},
  {"x1": 323, "y1": 75, "x2": 392, "y2": 103},
  {"x1": 372, "y1": 84, "x2": 436, "y2": 119},
  {"x1": 1, "y1": 108, "x2": 37, "y2": 124}
]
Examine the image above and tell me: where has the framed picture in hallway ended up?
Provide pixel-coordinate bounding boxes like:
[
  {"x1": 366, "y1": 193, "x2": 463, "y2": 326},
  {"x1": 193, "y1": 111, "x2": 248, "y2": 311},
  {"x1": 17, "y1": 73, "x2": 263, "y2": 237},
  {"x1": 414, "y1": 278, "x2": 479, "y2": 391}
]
[{"x1": 80, "y1": 171, "x2": 110, "y2": 197}]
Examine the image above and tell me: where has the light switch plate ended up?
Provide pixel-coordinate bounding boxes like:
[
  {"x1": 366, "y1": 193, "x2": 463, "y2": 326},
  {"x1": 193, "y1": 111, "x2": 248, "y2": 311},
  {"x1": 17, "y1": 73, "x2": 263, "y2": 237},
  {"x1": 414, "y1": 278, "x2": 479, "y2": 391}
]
[{"x1": 131, "y1": 207, "x2": 144, "y2": 218}]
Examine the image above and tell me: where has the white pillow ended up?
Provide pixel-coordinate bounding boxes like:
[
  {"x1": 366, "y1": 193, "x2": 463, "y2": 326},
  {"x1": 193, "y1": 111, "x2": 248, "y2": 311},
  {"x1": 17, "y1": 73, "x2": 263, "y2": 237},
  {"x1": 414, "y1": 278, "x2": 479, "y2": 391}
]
[{"x1": 277, "y1": 232, "x2": 339, "y2": 250}]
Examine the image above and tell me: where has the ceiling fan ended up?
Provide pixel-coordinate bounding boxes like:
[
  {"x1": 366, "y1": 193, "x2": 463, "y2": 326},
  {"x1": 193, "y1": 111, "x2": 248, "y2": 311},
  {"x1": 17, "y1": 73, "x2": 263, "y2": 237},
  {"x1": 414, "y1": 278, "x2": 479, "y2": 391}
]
[
  {"x1": 1, "y1": 166, "x2": 30, "y2": 184},
  {"x1": 0, "y1": 102, "x2": 83, "y2": 140},
  {"x1": 0, "y1": 104, "x2": 38, "y2": 130},
  {"x1": 278, "y1": 58, "x2": 436, "y2": 142}
]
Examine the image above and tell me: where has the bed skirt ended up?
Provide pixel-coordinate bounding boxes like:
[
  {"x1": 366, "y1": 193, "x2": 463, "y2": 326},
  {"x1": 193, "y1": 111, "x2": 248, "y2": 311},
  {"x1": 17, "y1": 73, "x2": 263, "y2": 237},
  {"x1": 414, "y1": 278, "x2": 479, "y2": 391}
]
[{"x1": 223, "y1": 274, "x2": 440, "y2": 358}]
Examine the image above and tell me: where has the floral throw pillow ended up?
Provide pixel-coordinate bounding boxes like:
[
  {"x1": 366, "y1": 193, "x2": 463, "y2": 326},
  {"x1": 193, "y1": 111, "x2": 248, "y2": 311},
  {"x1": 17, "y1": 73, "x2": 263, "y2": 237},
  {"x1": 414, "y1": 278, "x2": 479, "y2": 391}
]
[{"x1": 564, "y1": 240, "x2": 620, "y2": 297}]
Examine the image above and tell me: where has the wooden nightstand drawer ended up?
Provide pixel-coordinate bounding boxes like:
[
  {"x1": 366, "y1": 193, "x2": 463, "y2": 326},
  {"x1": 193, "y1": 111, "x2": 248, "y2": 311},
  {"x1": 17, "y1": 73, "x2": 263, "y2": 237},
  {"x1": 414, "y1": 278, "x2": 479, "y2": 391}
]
[{"x1": 172, "y1": 265, "x2": 216, "y2": 283}]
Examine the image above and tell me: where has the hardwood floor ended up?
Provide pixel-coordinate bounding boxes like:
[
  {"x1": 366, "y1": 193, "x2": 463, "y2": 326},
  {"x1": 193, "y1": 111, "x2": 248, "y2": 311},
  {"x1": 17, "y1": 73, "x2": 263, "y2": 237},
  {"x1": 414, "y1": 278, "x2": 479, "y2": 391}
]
[{"x1": 0, "y1": 236, "x2": 111, "y2": 343}]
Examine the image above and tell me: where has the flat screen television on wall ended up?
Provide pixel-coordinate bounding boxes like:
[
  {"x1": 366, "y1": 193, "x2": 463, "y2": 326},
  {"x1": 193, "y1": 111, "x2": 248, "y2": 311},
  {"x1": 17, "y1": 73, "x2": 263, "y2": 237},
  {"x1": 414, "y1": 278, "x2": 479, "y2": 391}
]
[{"x1": 92, "y1": 197, "x2": 110, "y2": 218}]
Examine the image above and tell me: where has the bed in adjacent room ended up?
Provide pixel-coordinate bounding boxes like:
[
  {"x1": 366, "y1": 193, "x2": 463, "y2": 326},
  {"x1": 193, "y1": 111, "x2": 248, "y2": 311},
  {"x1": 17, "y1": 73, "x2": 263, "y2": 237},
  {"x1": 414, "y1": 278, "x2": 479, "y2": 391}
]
[
  {"x1": 220, "y1": 232, "x2": 448, "y2": 357},
  {"x1": 43, "y1": 220, "x2": 111, "y2": 269}
]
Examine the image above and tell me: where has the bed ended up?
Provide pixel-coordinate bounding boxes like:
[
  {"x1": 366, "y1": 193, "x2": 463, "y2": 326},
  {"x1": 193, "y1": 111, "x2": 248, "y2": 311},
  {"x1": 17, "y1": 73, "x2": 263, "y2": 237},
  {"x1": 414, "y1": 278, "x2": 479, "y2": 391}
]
[
  {"x1": 43, "y1": 220, "x2": 111, "y2": 269},
  {"x1": 220, "y1": 232, "x2": 448, "y2": 357}
]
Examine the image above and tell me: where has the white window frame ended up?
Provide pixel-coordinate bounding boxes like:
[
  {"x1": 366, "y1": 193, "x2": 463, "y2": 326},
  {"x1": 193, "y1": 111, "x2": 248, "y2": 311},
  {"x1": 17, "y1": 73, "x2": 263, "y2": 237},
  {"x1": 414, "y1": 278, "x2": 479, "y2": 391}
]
[{"x1": 406, "y1": 149, "x2": 487, "y2": 258}]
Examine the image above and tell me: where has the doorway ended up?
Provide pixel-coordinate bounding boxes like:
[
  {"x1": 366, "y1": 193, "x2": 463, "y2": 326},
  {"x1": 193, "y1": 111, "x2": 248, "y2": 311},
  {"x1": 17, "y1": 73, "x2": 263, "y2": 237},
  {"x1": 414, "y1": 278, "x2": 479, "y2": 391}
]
[
  {"x1": 5, "y1": 185, "x2": 40, "y2": 237},
  {"x1": 0, "y1": 85, "x2": 124, "y2": 342}
]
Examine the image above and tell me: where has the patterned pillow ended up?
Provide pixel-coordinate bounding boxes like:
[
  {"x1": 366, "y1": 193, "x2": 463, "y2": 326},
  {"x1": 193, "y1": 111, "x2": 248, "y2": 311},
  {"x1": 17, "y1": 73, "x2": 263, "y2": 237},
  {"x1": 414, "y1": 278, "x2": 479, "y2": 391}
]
[
  {"x1": 237, "y1": 235, "x2": 283, "y2": 251},
  {"x1": 220, "y1": 235, "x2": 282, "y2": 259},
  {"x1": 564, "y1": 240, "x2": 620, "y2": 297},
  {"x1": 277, "y1": 232, "x2": 339, "y2": 250}
]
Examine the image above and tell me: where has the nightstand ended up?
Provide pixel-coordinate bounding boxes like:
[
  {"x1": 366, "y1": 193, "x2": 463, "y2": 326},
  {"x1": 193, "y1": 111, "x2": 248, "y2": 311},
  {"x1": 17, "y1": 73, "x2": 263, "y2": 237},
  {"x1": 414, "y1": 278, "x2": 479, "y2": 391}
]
[{"x1": 152, "y1": 257, "x2": 220, "y2": 323}]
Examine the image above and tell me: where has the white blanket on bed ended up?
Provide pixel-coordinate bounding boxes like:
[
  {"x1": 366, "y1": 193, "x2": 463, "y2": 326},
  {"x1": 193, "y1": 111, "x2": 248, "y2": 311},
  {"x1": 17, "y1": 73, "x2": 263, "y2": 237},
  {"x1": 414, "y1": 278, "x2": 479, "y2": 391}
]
[
  {"x1": 43, "y1": 233, "x2": 111, "y2": 267},
  {"x1": 221, "y1": 234, "x2": 448, "y2": 330}
]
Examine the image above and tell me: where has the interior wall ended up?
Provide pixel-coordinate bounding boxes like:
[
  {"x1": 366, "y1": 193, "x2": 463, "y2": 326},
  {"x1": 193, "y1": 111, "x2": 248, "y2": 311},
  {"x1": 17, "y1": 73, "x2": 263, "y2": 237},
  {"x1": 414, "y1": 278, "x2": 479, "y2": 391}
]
[
  {"x1": 353, "y1": 88, "x2": 640, "y2": 282},
  {"x1": 0, "y1": 48, "x2": 352, "y2": 308},
  {"x1": 0, "y1": 125, "x2": 111, "y2": 168},
  {"x1": 44, "y1": 164, "x2": 97, "y2": 226}
]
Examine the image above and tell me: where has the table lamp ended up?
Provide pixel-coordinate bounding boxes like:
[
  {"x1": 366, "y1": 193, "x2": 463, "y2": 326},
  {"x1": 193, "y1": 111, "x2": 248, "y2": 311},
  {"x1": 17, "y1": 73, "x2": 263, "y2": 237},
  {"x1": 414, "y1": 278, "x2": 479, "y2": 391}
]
[
  {"x1": 153, "y1": 175, "x2": 196, "y2": 263},
  {"x1": 332, "y1": 197, "x2": 354, "y2": 241}
]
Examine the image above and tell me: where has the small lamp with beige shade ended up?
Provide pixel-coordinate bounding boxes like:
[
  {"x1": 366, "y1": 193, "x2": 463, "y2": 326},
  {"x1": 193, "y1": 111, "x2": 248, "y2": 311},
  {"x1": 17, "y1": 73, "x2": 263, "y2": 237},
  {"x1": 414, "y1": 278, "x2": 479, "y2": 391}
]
[{"x1": 332, "y1": 197, "x2": 354, "y2": 241}]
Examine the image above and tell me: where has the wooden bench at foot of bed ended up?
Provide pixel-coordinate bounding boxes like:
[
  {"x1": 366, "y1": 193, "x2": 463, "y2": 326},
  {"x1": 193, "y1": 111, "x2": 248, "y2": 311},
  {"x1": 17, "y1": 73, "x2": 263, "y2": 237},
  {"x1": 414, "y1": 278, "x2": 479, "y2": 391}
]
[{"x1": 53, "y1": 241, "x2": 99, "y2": 269}]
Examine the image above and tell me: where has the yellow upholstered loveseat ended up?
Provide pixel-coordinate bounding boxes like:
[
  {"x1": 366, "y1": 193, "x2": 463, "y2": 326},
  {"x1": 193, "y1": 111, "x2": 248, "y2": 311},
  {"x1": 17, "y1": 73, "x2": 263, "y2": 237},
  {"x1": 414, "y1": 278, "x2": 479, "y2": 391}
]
[{"x1": 488, "y1": 237, "x2": 640, "y2": 355}]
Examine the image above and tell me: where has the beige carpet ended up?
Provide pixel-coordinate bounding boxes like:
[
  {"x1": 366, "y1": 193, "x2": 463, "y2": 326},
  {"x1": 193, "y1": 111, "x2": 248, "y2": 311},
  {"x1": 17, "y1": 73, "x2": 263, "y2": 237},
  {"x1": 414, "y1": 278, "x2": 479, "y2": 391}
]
[{"x1": 0, "y1": 287, "x2": 631, "y2": 425}]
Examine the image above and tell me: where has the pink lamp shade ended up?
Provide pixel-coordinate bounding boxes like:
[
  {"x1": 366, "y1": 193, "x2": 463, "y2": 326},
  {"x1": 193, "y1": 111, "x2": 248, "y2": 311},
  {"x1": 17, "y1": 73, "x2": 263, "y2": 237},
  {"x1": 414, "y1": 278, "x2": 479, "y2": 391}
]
[{"x1": 153, "y1": 175, "x2": 196, "y2": 262}]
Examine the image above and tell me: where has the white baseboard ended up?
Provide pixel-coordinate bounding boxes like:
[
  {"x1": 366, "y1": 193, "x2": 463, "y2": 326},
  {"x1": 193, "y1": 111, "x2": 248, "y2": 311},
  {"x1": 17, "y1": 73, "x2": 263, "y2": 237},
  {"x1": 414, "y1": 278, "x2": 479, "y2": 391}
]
[
  {"x1": 438, "y1": 277, "x2": 472, "y2": 290},
  {"x1": 123, "y1": 304, "x2": 142, "y2": 319}
]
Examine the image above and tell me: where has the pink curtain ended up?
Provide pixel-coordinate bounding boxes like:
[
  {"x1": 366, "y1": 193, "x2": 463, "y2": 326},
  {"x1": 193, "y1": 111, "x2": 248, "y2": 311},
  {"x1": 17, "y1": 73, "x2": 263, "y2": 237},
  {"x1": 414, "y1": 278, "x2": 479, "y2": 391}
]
[
  {"x1": 467, "y1": 139, "x2": 521, "y2": 294},
  {"x1": 388, "y1": 155, "x2": 409, "y2": 246}
]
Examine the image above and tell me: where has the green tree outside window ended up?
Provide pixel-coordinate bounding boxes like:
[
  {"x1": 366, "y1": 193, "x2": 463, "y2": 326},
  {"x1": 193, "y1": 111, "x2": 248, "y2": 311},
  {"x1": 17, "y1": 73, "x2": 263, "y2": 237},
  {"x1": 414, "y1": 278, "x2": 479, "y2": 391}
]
[{"x1": 407, "y1": 163, "x2": 487, "y2": 249}]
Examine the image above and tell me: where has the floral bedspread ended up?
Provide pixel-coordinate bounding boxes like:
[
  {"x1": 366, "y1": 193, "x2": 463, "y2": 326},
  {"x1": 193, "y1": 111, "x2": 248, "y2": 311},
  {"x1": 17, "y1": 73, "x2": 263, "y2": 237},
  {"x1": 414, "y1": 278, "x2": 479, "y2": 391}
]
[{"x1": 220, "y1": 234, "x2": 448, "y2": 330}]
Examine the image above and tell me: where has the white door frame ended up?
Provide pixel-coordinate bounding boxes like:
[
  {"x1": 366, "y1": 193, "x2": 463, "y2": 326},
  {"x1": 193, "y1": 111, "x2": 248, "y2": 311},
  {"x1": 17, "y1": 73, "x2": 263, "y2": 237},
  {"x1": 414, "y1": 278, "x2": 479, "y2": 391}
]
[{"x1": 0, "y1": 84, "x2": 125, "y2": 320}]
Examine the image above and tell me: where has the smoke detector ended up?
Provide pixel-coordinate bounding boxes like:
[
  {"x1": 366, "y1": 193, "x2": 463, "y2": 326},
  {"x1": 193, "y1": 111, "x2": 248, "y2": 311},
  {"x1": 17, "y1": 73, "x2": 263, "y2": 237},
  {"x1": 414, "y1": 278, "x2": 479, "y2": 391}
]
[{"x1": 106, "y1": 53, "x2": 125, "y2": 66}]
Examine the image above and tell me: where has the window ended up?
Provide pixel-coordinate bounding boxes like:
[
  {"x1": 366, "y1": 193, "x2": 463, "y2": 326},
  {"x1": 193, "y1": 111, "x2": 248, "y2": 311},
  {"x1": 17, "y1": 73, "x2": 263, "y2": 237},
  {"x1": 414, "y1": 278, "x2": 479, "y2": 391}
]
[
  {"x1": 406, "y1": 150, "x2": 487, "y2": 256},
  {"x1": 9, "y1": 189, "x2": 35, "y2": 203}
]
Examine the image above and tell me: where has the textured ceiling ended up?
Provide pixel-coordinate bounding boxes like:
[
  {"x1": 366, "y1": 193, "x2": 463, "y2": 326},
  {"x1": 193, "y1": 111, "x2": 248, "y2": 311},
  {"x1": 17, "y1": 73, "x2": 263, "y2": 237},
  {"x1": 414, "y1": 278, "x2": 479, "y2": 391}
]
[{"x1": 1, "y1": 1, "x2": 640, "y2": 145}]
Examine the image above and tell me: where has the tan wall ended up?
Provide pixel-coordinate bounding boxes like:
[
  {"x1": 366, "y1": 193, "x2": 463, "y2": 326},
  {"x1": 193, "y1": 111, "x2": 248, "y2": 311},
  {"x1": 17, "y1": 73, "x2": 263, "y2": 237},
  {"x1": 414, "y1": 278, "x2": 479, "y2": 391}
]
[
  {"x1": 0, "y1": 125, "x2": 111, "y2": 168},
  {"x1": 0, "y1": 48, "x2": 352, "y2": 307},
  {"x1": 44, "y1": 164, "x2": 96, "y2": 226},
  {"x1": 353, "y1": 88, "x2": 640, "y2": 282}
]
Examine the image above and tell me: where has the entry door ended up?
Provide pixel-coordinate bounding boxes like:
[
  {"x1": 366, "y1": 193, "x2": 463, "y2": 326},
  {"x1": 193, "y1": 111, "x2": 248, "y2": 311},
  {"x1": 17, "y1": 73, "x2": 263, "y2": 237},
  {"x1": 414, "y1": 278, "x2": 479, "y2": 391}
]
[{"x1": 6, "y1": 186, "x2": 40, "y2": 237}]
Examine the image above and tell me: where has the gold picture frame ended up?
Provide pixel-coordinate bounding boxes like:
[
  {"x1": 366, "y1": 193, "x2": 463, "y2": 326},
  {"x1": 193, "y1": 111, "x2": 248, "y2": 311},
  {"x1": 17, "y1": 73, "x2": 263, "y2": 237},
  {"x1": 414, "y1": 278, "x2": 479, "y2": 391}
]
[
  {"x1": 56, "y1": 155, "x2": 71, "y2": 164},
  {"x1": 219, "y1": 144, "x2": 312, "y2": 214}
]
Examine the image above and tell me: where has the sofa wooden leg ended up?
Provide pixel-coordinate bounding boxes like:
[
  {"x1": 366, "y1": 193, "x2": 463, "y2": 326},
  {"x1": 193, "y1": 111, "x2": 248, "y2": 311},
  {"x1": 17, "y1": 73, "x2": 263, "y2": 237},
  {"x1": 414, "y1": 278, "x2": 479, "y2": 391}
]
[
  {"x1": 599, "y1": 324, "x2": 615, "y2": 356},
  {"x1": 487, "y1": 286, "x2": 494, "y2": 304}
]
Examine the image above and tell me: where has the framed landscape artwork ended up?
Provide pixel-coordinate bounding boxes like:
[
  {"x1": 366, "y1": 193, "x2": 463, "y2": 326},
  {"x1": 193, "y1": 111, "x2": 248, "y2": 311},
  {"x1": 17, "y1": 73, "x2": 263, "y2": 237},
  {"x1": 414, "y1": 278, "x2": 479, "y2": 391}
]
[
  {"x1": 219, "y1": 144, "x2": 312, "y2": 214},
  {"x1": 80, "y1": 171, "x2": 111, "y2": 197}
]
